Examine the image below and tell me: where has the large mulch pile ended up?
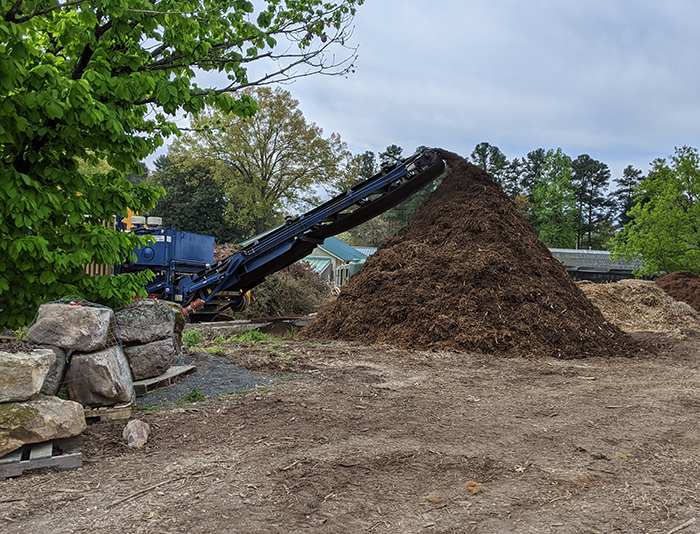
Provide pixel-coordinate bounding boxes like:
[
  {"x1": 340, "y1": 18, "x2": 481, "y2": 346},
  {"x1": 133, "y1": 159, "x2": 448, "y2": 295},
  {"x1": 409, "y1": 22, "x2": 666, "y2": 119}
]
[
  {"x1": 303, "y1": 149, "x2": 637, "y2": 359},
  {"x1": 655, "y1": 271, "x2": 700, "y2": 313},
  {"x1": 579, "y1": 279, "x2": 700, "y2": 337}
]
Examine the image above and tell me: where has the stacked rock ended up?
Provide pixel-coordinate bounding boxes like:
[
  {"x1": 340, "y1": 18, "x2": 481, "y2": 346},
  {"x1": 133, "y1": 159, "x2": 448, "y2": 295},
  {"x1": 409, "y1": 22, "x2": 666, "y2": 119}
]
[
  {"x1": 0, "y1": 347, "x2": 86, "y2": 457},
  {"x1": 115, "y1": 300, "x2": 184, "y2": 381},
  {"x1": 27, "y1": 303, "x2": 135, "y2": 407}
]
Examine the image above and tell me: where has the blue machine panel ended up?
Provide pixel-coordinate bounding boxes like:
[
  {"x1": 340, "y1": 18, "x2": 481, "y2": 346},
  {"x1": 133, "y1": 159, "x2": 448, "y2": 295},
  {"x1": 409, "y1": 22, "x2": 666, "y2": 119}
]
[
  {"x1": 132, "y1": 228, "x2": 215, "y2": 270},
  {"x1": 173, "y1": 230, "x2": 215, "y2": 265}
]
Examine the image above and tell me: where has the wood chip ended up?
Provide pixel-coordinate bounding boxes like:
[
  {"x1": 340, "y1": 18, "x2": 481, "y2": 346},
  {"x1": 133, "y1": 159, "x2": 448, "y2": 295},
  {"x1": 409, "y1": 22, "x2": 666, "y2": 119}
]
[{"x1": 667, "y1": 518, "x2": 697, "y2": 534}]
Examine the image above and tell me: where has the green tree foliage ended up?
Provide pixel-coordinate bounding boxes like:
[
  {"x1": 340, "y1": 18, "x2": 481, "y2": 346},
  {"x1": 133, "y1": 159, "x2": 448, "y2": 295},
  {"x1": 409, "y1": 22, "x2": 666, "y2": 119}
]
[
  {"x1": 529, "y1": 148, "x2": 577, "y2": 248},
  {"x1": 0, "y1": 0, "x2": 363, "y2": 327},
  {"x1": 612, "y1": 165, "x2": 645, "y2": 226},
  {"x1": 520, "y1": 148, "x2": 548, "y2": 199},
  {"x1": 339, "y1": 147, "x2": 391, "y2": 246},
  {"x1": 125, "y1": 162, "x2": 148, "y2": 186},
  {"x1": 357, "y1": 151, "x2": 377, "y2": 180},
  {"x1": 171, "y1": 87, "x2": 353, "y2": 237},
  {"x1": 146, "y1": 156, "x2": 242, "y2": 243},
  {"x1": 379, "y1": 144, "x2": 404, "y2": 166},
  {"x1": 341, "y1": 146, "x2": 443, "y2": 247},
  {"x1": 571, "y1": 154, "x2": 613, "y2": 249},
  {"x1": 610, "y1": 146, "x2": 700, "y2": 276}
]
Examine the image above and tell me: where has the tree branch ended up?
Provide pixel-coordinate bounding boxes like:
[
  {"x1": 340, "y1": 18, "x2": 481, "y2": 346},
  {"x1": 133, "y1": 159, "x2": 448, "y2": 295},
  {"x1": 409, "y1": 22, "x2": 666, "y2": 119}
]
[
  {"x1": 6, "y1": 0, "x2": 87, "y2": 23},
  {"x1": 72, "y1": 16, "x2": 112, "y2": 80}
]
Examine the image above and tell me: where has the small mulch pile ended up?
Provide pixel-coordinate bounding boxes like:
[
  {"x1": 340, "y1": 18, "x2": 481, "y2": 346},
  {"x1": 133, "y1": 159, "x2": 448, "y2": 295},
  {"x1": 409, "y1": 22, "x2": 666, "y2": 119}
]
[
  {"x1": 578, "y1": 279, "x2": 700, "y2": 337},
  {"x1": 655, "y1": 271, "x2": 700, "y2": 313},
  {"x1": 214, "y1": 243, "x2": 240, "y2": 263},
  {"x1": 303, "y1": 149, "x2": 637, "y2": 359}
]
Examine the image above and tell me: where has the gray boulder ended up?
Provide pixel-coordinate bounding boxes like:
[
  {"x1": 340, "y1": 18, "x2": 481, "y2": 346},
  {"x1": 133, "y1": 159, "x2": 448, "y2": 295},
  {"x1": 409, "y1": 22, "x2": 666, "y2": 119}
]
[
  {"x1": 39, "y1": 345, "x2": 67, "y2": 396},
  {"x1": 0, "y1": 395, "x2": 86, "y2": 457},
  {"x1": 65, "y1": 347, "x2": 135, "y2": 407},
  {"x1": 123, "y1": 337, "x2": 178, "y2": 380},
  {"x1": 27, "y1": 303, "x2": 115, "y2": 352},
  {"x1": 115, "y1": 300, "x2": 176, "y2": 344},
  {"x1": 0, "y1": 349, "x2": 55, "y2": 403}
]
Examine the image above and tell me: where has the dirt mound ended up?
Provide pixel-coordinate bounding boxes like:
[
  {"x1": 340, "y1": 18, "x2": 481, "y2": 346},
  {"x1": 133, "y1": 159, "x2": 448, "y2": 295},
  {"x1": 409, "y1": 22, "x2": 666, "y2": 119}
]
[
  {"x1": 579, "y1": 279, "x2": 700, "y2": 337},
  {"x1": 303, "y1": 150, "x2": 636, "y2": 359},
  {"x1": 655, "y1": 271, "x2": 700, "y2": 312},
  {"x1": 214, "y1": 243, "x2": 240, "y2": 262}
]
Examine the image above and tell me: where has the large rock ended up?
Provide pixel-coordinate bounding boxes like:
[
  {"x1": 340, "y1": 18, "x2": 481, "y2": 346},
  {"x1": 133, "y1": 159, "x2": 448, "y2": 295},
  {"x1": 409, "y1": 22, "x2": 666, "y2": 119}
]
[
  {"x1": 39, "y1": 345, "x2": 67, "y2": 396},
  {"x1": 0, "y1": 395, "x2": 86, "y2": 457},
  {"x1": 65, "y1": 347, "x2": 135, "y2": 407},
  {"x1": 27, "y1": 303, "x2": 115, "y2": 352},
  {"x1": 123, "y1": 337, "x2": 178, "y2": 381},
  {"x1": 115, "y1": 300, "x2": 176, "y2": 344},
  {"x1": 0, "y1": 349, "x2": 55, "y2": 403}
]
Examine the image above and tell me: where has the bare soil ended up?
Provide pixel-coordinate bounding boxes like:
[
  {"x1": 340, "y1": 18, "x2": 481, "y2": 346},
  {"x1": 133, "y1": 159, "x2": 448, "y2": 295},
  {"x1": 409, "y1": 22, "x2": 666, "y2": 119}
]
[
  {"x1": 2, "y1": 331, "x2": 700, "y2": 534},
  {"x1": 3, "y1": 150, "x2": 699, "y2": 532}
]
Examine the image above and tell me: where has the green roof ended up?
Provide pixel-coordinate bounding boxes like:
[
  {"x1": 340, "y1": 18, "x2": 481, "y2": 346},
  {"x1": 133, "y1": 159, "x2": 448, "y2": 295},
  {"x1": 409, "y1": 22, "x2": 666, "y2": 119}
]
[
  {"x1": 319, "y1": 237, "x2": 367, "y2": 262},
  {"x1": 301, "y1": 257, "x2": 332, "y2": 274}
]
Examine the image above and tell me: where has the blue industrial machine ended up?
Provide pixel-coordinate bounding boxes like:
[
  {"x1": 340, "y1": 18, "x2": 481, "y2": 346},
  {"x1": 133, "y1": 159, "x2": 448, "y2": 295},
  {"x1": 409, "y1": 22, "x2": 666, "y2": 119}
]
[
  {"x1": 118, "y1": 148, "x2": 445, "y2": 321},
  {"x1": 116, "y1": 222, "x2": 216, "y2": 293}
]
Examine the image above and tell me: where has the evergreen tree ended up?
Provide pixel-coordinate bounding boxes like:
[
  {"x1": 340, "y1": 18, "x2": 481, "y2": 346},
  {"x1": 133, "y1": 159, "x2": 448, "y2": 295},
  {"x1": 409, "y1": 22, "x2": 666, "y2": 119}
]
[
  {"x1": 520, "y1": 148, "x2": 548, "y2": 199},
  {"x1": 470, "y1": 142, "x2": 518, "y2": 196},
  {"x1": 612, "y1": 165, "x2": 645, "y2": 227},
  {"x1": 147, "y1": 157, "x2": 243, "y2": 243},
  {"x1": 571, "y1": 154, "x2": 613, "y2": 249}
]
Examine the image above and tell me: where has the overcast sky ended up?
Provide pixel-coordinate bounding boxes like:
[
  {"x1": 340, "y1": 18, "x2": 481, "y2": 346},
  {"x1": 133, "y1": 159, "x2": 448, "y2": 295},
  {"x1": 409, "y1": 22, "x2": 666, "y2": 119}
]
[{"x1": 152, "y1": 1, "x2": 700, "y2": 180}]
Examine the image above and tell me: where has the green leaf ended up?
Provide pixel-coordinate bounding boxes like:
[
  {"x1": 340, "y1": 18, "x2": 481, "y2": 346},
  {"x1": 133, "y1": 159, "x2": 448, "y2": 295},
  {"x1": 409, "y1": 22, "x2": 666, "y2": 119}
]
[{"x1": 45, "y1": 101, "x2": 64, "y2": 119}]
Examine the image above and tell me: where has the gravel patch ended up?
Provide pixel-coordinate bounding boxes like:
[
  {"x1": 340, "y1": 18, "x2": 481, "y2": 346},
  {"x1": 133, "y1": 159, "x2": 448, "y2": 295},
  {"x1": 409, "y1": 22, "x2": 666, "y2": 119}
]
[{"x1": 135, "y1": 351, "x2": 281, "y2": 407}]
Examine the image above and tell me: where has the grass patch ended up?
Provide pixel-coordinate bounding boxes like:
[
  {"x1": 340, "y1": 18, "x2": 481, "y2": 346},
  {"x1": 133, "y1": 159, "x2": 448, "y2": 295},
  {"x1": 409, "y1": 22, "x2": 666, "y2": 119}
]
[
  {"x1": 179, "y1": 387, "x2": 206, "y2": 403},
  {"x1": 282, "y1": 327, "x2": 299, "y2": 339},
  {"x1": 183, "y1": 330, "x2": 203, "y2": 348},
  {"x1": 238, "y1": 330, "x2": 273, "y2": 342}
]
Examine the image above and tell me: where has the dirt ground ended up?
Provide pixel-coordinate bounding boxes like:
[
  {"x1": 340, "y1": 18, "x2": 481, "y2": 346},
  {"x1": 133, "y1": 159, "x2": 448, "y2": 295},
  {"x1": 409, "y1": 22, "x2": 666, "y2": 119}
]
[{"x1": 2, "y1": 330, "x2": 700, "y2": 533}]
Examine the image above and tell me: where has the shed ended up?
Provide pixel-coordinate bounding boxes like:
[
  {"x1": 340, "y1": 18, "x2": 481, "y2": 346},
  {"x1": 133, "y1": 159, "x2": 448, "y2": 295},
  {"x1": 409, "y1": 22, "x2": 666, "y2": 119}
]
[
  {"x1": 301, "y1": 257, "x2": 333, "y2": 282},
  {"x1": 549, "y1": 248, "x2": 642, "y2": 282},
  {"x1": 304, "y1": 237, "x2": 367, "y2": 286}
]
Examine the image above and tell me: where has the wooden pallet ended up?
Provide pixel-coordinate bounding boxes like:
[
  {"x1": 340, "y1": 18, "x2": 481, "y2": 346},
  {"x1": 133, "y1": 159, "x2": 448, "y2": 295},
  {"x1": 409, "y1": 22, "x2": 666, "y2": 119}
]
[
  {"x1": 133, "y1": 364, "x2": 197, "y2": 396},
  {"x1": 0, "y1": 436, "x2": 82, "y2": 480},
  {"x1": 84, "y1": 402, "x2": 134, "y2": 424}
]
